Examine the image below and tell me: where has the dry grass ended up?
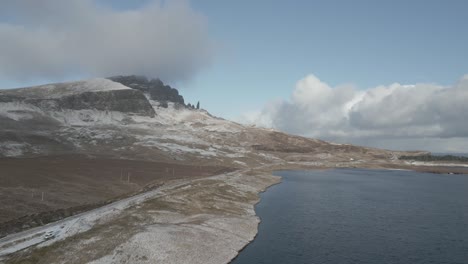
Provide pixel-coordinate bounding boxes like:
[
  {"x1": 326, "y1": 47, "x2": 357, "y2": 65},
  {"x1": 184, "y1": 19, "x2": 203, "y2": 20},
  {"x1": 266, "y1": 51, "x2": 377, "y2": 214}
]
[
  {"x1": 2, "y1": 170, "x2": 280, "y2": 264},
  {"x1": 0, "y1": 155, "x2": 228, "y2": 236}
]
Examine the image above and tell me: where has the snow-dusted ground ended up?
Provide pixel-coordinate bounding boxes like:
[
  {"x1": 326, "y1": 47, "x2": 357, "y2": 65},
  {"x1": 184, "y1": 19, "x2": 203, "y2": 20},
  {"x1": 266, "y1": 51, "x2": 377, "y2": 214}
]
[
  {"x1": 0, "y1": 88, "x2": 253, "y2": 161},
  {"x1": 0, "y1": 141, "x2": 32, "y2": 157},
  {"x1": 0, "y1": 178, "x2": 191, "y2": 257},
  {"x1": 80, "y1": 170, "x2": 280, "y2": 264},
  {"x1": 0, "y1": 78, "x2": 130, "y2": 99},
  {"x1": 0, "y1": 169, "x2": 281, "y2": 264},
  {"x1": 405, "y1": 161, "x2": 468, "y2": 168},
  {"x1": 0, "y1": 102, "x2": 45, "y2": 121}
]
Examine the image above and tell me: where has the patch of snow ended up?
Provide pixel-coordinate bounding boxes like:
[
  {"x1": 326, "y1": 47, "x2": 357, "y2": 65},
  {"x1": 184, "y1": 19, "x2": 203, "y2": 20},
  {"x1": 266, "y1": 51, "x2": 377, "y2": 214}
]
[
  {"x1": 233, "y1": 160, "x2": 247, "y2": 166},
  {"x1": 203, "y1": 124, "x2": 240, "y2": 133},
  {"x1": 257, "y1": 152, "x2": 282, "y2": 161},
  {"x1": 0, "y1": 102, "x2": 44, "y2": 121},
  {"x1": 225, "y1": 153, "x2": 245, "y2": 158},
  {"x1": 0, "y1": 141, "x2": 30, "y2": 157},
  {"x1": 136, "y1": 141, "x2": 218, "y2": 157},
  {"x1": 136, "y1": 134, "x2": 208, "y2": 146},
  {"x1": 406, "y1": 161, "x2": 468, "y2": 168},
  {"x1": 2, "y1": 78, "x2": 130, "y2": 99},
  {"x1": 51, "y1": 109, "x2": 126, "y2": 126},
  {"x1": 0, "y1": 235, "x2": 44, "y2": 256},
  {"x1": 0, "y1": 179, "x2": 193, "y2": 257},
  {"x1": 287, "y1": 161, "x2": 324, "y2": 166}
]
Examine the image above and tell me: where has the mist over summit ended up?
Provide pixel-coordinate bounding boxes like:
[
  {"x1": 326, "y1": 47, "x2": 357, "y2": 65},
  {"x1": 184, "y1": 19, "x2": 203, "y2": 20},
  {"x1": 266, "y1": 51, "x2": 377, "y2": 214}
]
[{"x1": 0, "y1": 0, "x2": 214, "y2": 82}]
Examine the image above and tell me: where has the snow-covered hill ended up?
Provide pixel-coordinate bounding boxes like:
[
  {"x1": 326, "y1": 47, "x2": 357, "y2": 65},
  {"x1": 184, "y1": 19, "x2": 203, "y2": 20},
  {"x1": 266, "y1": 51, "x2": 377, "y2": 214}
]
[
  {"x1": 1, "y1": 78, "x2": 130, "y2": 99},
  {"x1": 0, "y1": 77, "x2": 407, "y2": 168},
  {"x1": 0, "y1": 77, "x2": 434, "y2": 264}
]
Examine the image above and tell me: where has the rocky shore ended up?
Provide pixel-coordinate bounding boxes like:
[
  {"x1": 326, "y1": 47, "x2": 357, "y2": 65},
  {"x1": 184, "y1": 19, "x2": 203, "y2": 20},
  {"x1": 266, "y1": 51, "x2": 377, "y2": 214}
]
[{"x1": 1, "y1": 169, "x2": 280, "y2": 264}]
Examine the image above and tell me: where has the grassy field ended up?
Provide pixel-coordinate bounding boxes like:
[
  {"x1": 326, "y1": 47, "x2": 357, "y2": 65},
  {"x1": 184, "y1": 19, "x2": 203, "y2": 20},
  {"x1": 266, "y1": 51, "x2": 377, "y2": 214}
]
[{"x1": 0, "y1": 154, "x2": 229, "y2": 236}]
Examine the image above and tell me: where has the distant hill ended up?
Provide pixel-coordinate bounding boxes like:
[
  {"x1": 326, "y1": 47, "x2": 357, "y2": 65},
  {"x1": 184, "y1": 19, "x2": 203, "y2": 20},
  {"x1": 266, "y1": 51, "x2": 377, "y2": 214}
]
[{"x1": 400, "y1": 154, "x2": 468, "y2": 162}]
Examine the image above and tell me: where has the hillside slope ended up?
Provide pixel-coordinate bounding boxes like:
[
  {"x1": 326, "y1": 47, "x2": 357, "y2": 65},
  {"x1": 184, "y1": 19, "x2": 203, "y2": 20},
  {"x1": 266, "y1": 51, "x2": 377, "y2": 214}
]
[
  {"x1": 0, "y1": 77, "x2": 409, "y2": 165},
  {"x1": 0, "y1": 77, "x2": 443, "y2": 263},
  {"x1": 0, "y1": 77, "x2": 417, "y2": 225}
]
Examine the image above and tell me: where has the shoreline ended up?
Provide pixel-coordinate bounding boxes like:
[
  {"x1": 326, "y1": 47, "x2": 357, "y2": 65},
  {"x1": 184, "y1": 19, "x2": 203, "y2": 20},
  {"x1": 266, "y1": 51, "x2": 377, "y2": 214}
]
[
  {"x1": 1, "y1": 163, "x2": 466, "y2": 263},
  {"x1": 227, "y1": 174, "x2": 283, "y2": 264},
  {"x1": 1, "y1": 168, "x2": 281, "y2": 263},
  {"x1": 226, "y1": 167, "x2": 468, "y2": 264},
  {"x1": 227, "y1": 164, "x2": 468, "y2": 263}
]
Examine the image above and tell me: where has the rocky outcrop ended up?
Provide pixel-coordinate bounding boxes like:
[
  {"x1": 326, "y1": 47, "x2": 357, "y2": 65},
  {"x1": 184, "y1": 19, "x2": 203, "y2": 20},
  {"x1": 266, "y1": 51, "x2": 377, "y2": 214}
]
[
  {"x1": 0, "y1": 79, "x2": 156, "y2": 117},
  {"x1": 108, "y1": 75, "x2": 185, "y2": 106},
  {"x1": 49, "y1": 89, "x2": 154, "y2": 116},
  {"x1": 0, "y1": 94, "x2": 22, "y2": 103}
]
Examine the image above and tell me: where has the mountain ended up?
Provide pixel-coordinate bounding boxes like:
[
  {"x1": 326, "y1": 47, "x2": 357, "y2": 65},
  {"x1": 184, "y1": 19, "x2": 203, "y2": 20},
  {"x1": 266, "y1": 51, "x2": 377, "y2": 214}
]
[
  {"x1": 0, "y1": 77, "x2": 412, "y2": 163},
  {"x1": 0, "y1": 76, "x2": 418, "y2": 222},
  {"x1": 0, "y1": 76, "x2": 431, "y2": 263}
]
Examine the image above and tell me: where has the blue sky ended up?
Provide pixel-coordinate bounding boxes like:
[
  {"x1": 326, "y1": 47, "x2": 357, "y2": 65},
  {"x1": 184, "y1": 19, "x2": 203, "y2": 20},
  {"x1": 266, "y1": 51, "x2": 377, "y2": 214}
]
[
  {"x1": 180, "y1": 0, "x2": 468, "y2": 119},
  {"x1": 2, "y1": 0, "x2": 467, "y2": 119}
]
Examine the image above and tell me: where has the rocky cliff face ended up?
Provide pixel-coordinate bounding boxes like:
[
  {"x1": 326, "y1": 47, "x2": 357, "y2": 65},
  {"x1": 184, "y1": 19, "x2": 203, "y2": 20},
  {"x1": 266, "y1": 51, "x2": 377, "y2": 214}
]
[
  {"x1": 55, "y1": 89, "x2": 155, "y2": 116},
  {"x1": 0, "y1": 79, "x2": 155, "y2": 117},
  {"x1": 108, "y1": 75, "x2": 185, "y2": 106},
  {"x1": 0, "y1": 79, "x2": 159, "y2": 157}
]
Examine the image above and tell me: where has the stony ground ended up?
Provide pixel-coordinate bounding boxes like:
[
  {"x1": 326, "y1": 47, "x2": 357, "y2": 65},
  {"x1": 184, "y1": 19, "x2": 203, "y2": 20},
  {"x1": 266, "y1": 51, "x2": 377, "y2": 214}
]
[{"x1": 2, "y1": 168, "x2": 280, "y2": 264}]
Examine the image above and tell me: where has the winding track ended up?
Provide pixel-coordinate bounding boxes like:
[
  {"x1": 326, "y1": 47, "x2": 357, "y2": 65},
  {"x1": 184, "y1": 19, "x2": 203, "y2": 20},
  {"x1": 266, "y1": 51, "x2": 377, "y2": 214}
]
[{"x1": 0, "y1": 176, "x2": 199, "y2": 258}]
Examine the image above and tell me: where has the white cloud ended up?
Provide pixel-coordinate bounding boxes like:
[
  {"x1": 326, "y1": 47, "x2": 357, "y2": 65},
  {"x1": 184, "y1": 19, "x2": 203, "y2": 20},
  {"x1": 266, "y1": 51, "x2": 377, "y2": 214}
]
[
  {"x1": 245, "y1": 74, "x2": 468, "y2": 152},
  {"x1": 0, "y1": 0, "x2": 213, "y2": 82}
]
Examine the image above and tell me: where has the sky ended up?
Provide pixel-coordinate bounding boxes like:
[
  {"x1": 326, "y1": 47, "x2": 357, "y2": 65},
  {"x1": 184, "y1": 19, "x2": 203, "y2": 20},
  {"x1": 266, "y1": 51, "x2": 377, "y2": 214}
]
[{"x1": 1, "y1": 0, "x2": 468, "y2": 152}]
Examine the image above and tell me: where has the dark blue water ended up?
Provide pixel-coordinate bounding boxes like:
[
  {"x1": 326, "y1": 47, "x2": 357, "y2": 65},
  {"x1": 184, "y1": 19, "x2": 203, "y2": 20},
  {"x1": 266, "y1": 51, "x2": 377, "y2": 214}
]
[{"x1": 232, "y1": 169, "x2": 468, "y2": 264}]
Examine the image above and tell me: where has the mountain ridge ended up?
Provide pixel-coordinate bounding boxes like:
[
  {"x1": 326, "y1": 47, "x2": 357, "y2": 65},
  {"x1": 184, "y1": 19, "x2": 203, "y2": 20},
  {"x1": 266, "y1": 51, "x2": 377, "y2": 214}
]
[
  {"x1": 0, "y1": 76, "x2": 425, "y2": 161},
  {"x1": 0, "y1": 76, "x2": 450, "y2": 263}
]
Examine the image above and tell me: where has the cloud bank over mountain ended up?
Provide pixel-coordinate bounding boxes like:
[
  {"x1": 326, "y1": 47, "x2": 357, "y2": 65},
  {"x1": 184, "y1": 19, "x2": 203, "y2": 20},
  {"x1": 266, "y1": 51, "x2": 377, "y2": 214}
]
[
  {"x1": 243, "y1": 74, "x2": 468, "y2": 152},
  {"x1": 0, "y1": 0, "x2": 213, "y2": 82}
]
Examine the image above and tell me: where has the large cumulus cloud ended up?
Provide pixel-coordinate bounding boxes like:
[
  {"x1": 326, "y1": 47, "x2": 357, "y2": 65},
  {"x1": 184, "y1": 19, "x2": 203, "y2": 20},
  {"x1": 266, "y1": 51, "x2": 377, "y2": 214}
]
[
  {"x1": 245, "y1": 74, "x2": 468, "y2": 152},
  {"x1": 0, "y1": 0, "x2": 213, "y2": 82}
]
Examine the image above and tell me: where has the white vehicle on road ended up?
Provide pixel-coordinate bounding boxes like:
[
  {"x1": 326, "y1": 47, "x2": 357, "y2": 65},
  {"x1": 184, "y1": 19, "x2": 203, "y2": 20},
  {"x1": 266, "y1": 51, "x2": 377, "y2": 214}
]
[{"x1": 44, "y1": 231, "x2": 55, "y2": 240}]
